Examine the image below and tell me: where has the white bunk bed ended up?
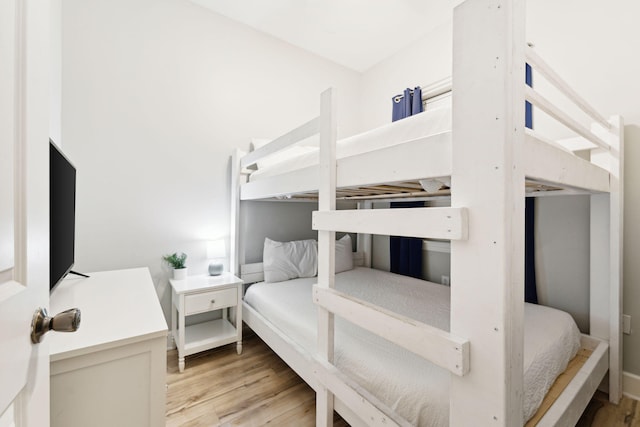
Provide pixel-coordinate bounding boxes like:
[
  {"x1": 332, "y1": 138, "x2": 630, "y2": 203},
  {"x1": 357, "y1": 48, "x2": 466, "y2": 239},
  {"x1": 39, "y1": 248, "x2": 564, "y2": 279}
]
[{"x1": 229, "y1": 0, "x2": 623, "y2": 425}]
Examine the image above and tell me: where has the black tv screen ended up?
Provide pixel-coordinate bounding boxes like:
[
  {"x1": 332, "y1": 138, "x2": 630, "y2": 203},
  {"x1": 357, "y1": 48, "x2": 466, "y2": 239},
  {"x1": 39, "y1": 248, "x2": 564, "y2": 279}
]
[{"x1": 50, "y1": 140, "x2": 76, "y2": 291}]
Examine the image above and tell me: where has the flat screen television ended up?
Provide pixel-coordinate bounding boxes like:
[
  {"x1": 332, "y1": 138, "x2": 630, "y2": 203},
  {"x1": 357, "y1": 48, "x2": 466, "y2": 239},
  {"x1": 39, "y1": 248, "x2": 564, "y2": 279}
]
[{"x1": 50, "y1": 140, "x2": 77, "y2": 290}]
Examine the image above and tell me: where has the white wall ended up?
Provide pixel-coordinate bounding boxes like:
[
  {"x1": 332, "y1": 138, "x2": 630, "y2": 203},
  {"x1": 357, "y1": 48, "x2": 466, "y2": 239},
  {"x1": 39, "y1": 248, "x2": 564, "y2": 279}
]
[
  {"x1": 60, "y1": 0, "x2": 362, "y2": 324},
  {"x1": 360, "y1": 20, "x2": 453, "y2": 131},
  {"x1": 49, "y1": 0, "x2": 62, "y2": 143},
  {"x1": 361, "y1": 0, "x2": 640, "y2": 374}
]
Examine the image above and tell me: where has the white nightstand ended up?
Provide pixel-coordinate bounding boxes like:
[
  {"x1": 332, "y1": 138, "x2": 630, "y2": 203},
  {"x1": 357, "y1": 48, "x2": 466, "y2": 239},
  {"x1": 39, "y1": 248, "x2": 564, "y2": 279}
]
[{"x1": 169, "y1": 272, "x2": 243, "y2": 372}]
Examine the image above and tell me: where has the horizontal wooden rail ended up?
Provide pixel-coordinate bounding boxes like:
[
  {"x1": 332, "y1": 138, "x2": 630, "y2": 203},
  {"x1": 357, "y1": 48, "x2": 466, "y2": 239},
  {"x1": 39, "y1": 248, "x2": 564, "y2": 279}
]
[
  {"x1": 312, "y1": 207, "x2": 468, "y2": 240},
  {"x1": 525, "y1": 86, "x2": 609, "y2": 151},
  {"x1": 313, "y1": 285, "x2": 470, "y2": 376},
  {"x1": 240, "y1": 116, "x2": 320, "y2": 169},
  {"x1": 420, "y1": 76, "x2": 453, "y2": 101},
  {"x1": 524, "y1": 134, "x2": 610, "y2": 194},
  {"x1": 312, "y1": 358, "x2": 411, "y2": 427},
  {"x1": 525, "y1": 47, "x2": 611, "y2": 131}
]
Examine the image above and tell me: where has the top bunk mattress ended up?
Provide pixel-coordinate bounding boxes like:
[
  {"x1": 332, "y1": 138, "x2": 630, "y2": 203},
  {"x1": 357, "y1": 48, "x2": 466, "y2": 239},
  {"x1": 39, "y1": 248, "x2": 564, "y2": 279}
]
[
  {"x1": 244, "y1": 267, "x2": 581, "y2": 426},
  {"x1": 239, "y1": 86, "x2": 613, "y2": 200},
  {"x1": 249, "y1": 104, "x2": 452, "y2": 182}
]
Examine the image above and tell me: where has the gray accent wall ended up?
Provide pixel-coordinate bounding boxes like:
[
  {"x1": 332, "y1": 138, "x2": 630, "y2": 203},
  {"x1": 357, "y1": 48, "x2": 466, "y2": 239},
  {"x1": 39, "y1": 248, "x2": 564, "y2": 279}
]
[
  {"x1": 535, "y1": 196, "x2": 590, "y2": 333},
  {"x1": 623, "y1": 126, "x2": 640, "y2": 374},
  {"x1": 240, "y1": 201, "x2": 318, "y2": 264}
]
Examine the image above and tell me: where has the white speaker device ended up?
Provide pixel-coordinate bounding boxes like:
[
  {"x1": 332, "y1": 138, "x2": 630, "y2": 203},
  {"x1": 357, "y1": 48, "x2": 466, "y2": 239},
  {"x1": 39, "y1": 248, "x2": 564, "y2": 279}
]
[{"x1": 207, "y1": 239, "x2": 225, "y2": 276}]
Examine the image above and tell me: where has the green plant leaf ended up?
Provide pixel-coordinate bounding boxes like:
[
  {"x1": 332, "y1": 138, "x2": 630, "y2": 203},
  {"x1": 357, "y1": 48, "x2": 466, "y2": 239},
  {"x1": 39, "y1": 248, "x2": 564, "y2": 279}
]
[{"x1": 163, "y1": 252, "x2": 187, "y2": 269}]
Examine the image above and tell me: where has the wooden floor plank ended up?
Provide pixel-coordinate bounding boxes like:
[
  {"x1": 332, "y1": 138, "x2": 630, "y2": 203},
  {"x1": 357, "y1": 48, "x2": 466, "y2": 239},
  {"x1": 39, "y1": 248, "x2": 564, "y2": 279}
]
[
  {"x1": 167, "y1": 327, "x2": 638, "y2": 427},
  {"x1": 576, "y1": 391, "x2": 639, "y2": 427},
  {"x1": 167, "y1": 328, "x2": 347, "y2": 426}
]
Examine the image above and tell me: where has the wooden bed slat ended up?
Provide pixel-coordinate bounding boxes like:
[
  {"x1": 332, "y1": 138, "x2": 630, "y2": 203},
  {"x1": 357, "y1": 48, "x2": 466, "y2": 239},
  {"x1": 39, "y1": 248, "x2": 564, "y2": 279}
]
[
  {"x1": 312, "y1": 207, "x2": 468, "y2": 240},
  {"x1": 313, "y1": 285, "x2": 470, "y2": 376}
]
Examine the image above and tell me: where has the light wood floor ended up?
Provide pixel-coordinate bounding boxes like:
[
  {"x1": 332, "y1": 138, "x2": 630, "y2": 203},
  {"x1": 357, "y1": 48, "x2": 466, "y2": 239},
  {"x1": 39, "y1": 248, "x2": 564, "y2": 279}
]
[
  {"x1": 167, "y1": 328, "x2": 638, "y2": 426},
  {"x1": 166, "y1": 328, "x2": 347, "y2": 426}
]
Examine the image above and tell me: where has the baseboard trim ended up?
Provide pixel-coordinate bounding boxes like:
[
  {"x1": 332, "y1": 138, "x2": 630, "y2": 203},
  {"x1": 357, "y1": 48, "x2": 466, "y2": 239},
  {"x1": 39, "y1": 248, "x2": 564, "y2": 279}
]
[{"x1": 623, "y1": 371, "x2": 640, "y2": 400}]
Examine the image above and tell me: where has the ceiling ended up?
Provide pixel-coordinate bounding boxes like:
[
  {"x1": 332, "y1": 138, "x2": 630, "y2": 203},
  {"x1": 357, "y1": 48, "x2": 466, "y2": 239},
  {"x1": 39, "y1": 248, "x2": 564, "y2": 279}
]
[{"x1": 191, "y1": 0, "x2": 458, "y2": 72}]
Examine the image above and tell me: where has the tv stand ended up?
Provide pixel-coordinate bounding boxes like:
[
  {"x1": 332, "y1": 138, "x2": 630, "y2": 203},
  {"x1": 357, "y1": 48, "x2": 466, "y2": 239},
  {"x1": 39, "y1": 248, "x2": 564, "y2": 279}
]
[{"x1": 68, "y1": 270, "x2": 89, "y2": 278}]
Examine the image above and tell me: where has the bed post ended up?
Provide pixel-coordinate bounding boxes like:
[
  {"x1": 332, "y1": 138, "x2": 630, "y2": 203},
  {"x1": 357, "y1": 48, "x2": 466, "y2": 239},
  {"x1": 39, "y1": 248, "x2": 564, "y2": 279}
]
[
  {"x1": 357, "y1": 201, "x2": 373, "y2": 267},
  {"x1": 450, "y1": 0, "x2": 526, "y2": 425},
  {"x1": 316, "y1": 88, "x2": 337, "y2": 426},
  {"x1": 230, "y1": 148, "x2": 243, "y2": 276},
  {"x1": 590, "y1": 116, "x2": 624, "y2": 403}
]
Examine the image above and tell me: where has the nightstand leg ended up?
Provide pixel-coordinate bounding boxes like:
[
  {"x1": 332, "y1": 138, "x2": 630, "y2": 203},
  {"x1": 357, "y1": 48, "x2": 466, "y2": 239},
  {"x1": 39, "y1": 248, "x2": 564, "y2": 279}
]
[
  {"x1": 237, "y1": 341, "x2": 243, "y2": 355},
  {"x1": 170, "y1": 303, "x2": 177, "y2": 349},
  {"x1": 178, "y1": 294, "x2": 185, "y2": 373}
]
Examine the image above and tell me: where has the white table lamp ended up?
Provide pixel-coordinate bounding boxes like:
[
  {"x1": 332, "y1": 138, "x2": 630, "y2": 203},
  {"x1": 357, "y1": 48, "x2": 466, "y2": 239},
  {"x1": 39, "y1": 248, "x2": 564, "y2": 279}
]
[{"x1": 206, "y1": 240, "x2": 225, "y2": 276}]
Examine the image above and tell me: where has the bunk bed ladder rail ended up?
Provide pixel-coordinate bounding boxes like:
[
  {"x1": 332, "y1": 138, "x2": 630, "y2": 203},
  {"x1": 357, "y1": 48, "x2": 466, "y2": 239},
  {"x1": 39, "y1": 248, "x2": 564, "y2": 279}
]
[
  {"x1": 524, "y1": 45, "x2": 617, "y2": 157},
  {"x1": 314, "y1": 88, "x2": 470, "y2": 427}
]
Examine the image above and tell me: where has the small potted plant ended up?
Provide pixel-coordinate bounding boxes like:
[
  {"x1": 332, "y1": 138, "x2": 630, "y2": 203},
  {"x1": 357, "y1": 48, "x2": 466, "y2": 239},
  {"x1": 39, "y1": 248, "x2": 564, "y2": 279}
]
[{"x1": 163, "y1": 252, "x2": 188, "y2": 280}]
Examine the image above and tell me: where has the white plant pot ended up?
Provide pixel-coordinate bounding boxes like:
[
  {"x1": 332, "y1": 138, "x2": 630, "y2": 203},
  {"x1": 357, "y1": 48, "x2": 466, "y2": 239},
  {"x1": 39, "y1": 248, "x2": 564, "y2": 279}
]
[{"x1": 173, "y1": 267, "x2": 187, "y2": 280}]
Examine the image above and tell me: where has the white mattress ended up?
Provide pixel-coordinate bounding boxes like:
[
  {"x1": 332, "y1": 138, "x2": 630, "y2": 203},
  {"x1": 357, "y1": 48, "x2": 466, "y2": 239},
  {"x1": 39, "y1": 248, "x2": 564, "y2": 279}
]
[
  {"x1": 244, "y1": 267, "x2": 581, "y2": 426},
  {"x1": 249, "y1": 105, "x2": 452, "y2": 182}
]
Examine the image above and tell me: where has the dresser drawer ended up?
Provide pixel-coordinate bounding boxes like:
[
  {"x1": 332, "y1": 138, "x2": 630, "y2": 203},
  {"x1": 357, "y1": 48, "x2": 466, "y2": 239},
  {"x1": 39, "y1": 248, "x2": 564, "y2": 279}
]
[{"x1": 184, "y1": 287, "x2": 237, "y2": 315}]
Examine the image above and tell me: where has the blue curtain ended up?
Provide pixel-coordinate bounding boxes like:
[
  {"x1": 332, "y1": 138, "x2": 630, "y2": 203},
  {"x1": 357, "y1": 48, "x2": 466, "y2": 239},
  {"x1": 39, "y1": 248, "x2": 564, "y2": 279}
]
[
  {"x1": 392, "y1": 87, "x2": 423, "y2": 121},
  {"x1": 525, "y1": 63, "x2": 538, "y2": 304},
  {"x1": 390, "y1": 201, "x2": 424, "y2": 279},
  {"x1": 390, "y1": 87, "x2": 424, "y2": 278}
]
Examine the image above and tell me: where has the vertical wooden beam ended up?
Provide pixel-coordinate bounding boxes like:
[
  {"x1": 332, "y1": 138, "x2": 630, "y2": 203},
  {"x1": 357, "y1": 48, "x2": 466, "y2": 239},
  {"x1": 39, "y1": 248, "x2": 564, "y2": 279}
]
[
  {"x1": 357, "y1": 201, "x2": 373, "y2": 267},
  {"x1": 229, "y1": 149, "x2": 243, "y2": 275},
  {"x1": 590, "y1": 116, "x2": 624, "y2": 403},
  {"x1": 450, "y1": 0, "x2": 525, "y2": 425},
  {"x1": 608, "y1": 116, "x2": 624, "y2": 404},
  {"x1": 316, "y1": 88, "x2": 337, "y2": 426},
  {"x1": 590, "y1": 193, "x2": 609, "y2": 343}
]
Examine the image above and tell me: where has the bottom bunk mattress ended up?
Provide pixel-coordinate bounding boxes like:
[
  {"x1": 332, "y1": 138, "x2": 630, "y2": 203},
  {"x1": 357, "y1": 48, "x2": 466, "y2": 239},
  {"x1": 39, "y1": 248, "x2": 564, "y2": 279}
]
[{"x1": 243, "y1": 267, "x2": 581, "y2": 426}]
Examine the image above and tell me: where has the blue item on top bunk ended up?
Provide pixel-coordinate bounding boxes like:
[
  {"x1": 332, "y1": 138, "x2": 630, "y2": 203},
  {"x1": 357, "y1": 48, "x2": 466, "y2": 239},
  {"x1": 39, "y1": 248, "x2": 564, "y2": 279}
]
[
  {"x1": 412, "y1": 86, "x2": 423, "y2": 116},
  {"x1": 390, "y1": 86, "x2": 425, "y2": 279},
  {"x1": 392, "y1": 86, "x2": 423, "y2": 122}
]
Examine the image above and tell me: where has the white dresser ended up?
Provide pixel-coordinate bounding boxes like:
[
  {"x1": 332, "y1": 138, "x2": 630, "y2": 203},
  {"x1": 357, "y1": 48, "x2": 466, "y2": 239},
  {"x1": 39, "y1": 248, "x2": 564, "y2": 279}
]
[{"x1": 49, "y1": 268, "x2": 168, "y2": 427}]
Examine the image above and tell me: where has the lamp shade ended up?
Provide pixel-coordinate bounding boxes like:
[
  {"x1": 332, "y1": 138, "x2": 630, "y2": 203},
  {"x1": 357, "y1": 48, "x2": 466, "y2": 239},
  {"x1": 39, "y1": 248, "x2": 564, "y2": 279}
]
[{"x1": 206, "y1": 239, "x2": 225, "y2": 259}]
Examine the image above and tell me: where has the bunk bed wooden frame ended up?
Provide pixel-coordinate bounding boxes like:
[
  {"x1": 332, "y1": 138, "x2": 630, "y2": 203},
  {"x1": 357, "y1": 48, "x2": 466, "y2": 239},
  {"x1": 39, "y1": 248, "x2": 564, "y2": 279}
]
[{"x1": 229, "y1": 0, "x2": 623, "y2": 425}]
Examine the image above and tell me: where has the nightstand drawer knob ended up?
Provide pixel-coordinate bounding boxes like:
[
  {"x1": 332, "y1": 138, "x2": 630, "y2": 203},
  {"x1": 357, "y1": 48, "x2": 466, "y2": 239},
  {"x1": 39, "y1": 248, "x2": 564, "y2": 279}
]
[{"x1": 210, "y1": 299, "x2": 215, "y2": 304}]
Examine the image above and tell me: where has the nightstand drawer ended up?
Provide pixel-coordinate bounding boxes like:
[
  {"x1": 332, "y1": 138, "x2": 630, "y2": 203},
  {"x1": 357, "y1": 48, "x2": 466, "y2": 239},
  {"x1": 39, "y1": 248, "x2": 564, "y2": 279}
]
[{"x1": 184, "y1": 287, "x2": 237, "y2": 315}]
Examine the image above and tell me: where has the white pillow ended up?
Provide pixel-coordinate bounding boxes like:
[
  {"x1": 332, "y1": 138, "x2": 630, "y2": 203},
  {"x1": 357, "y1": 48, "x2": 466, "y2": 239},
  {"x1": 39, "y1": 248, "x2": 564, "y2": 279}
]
[
  {"x1": 335, "y1": 234, "x2": 354, "y2": 273},
  {"x1": 263, "y1": 238, "x2": 318, "y2": 283}
]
